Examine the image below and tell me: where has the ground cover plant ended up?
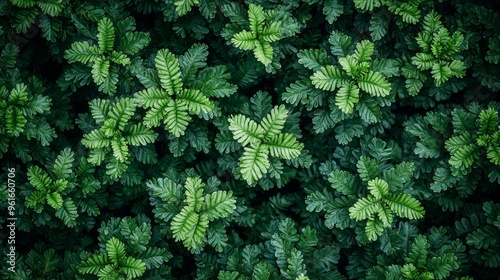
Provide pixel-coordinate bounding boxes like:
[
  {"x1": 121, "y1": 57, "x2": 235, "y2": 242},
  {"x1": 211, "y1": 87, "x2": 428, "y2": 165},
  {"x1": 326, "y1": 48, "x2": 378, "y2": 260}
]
[{"x1": 0, "y1": 0, "x2": 500, "y2": 279}]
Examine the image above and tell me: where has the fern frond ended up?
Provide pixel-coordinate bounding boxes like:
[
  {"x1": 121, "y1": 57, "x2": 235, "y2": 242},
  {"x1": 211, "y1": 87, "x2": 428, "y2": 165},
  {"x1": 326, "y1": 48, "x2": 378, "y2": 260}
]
[
  {"x1": 124, "y1": 124, "x2": 158, "y2": 146},
  {"x1": 358, "y1": 71, "x2": 391, "y2": 97},
  {"x1": 203, "y1": 191, "x2": 237, "y2": 221},
  {"x1": 384, "y1": 193, "x2": 425, "y2": 219},
  {"x1": 64, "y1": 41, "x2": 100, "y2": 64},
  {"x1": 37, "y1": 0, "x2": 65, "y2": 16},
  {"x1": 431, "y1": 62, "x2": 452, "y2": 86},
  {"x1": 55, "y1": 198, "x2": 78, "y2": 227},
  {"x1": 335, "y1": 81, "x2": 360, "y2": 114},
  {"x1": 46, "y1": 192, "x2": 63, "y2": 210},
  {"x1": 119, "y1": 256, "x2": 147, "y2": 278},
  {"x1": 155, "y1": 49, "x2": 183, "y2": 94},
  {"x1": 366, "y1": 217, "x2": 384, "y2": 241},
  {"x1": 97, "y1": 18, "x2": 115, "y2": 53},
  {"x1": 82, "y1": 130, "x2": 110, "y2": 149},
  {"x1": 260, "y1": 105, "x2": 287, "y2": 141},
  {"x1": 297, "y1": 49, "x2": 329, "y2": 71},
  {"x1": 106, "y1": 237, "x2": 126, "y2": 265},
  {"x1": 228, "y1": 114, "x2": 264, "y2": 146},
  {"x1": 354, "y1": 40, "x2": 374, "y2": 63},
  {"x1": 239, "y1": 143, "x2": 270, "y2": 184},
  {"x1": 177, "y1": 89, "x2": 214, "y2": 114},
  {"x1": 89, "y1": 99, "x2": 110, "y2": 125},
  {"x1": 108, "y1": 98, "x2": 136, "y2": 131},
  {"x1": 133, "y1": 87, "x2": 169, "y2": 108},
  {"x1": 231, "y1": 30, "x2": 257, "y2": 50},
  {"x1": 328, "y1": 170, "x2": 357, "y2": 195},
  {"x1": 261, "y1": 21, "x2": 282, "y2": 43},
  {"x1": 311, "y1": 65, "x2": 345, "y2": 91},
  {"x1": 5, "y1": 107, "x2": 27, "y2": 136},
  {"x1": 253, "y1": 40, "x2": 273, "y2": 66},
  {"x1": 248, "y1": 4, "x2": 265, "y2": 35},
  {"x1": 110, "y1": 136, "x2": 129, "y2": 162},
  {"x1": 77, "y1": 254, "x2": 109, "y2": 275},
  {"x1": 267, "y1": 133, "x2": 304, "y2": 160},
  {"x1": 368, "y1": 178, "x2": 389, "y2": 200},
  {"x1": 353, "y1": 0, "x2": 381, "y2": 11},
  {"x1": 91, "y1": 56, "x2": 110, "y2": 85},
  {"x1": 53, "y1": 148, "x2": 75, "y2": 179},
  {"x1": 174, "y1": 0, "x2": 199, "y2": 16},
  {"x1": 164, "y1": 99, "x2": 191, "y2": 137},
  {"x1": 349, "y1": 196, "x2": 381, "y2": 221},
  {"x1": 184, "y1": 177, "x2": 205, "y2": 212}
]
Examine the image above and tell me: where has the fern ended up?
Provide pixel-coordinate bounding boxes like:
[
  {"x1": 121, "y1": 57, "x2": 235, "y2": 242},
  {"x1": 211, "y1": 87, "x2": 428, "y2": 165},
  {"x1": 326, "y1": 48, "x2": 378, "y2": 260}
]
[
  {"x1": 227, "y1": 104, "x2": 304, "y2": 184},
  {"x1": 310, "y1": 39, "x2": 392, "y2": 117},
  {"x1": 149, "y1": 175, "x2": 236, "y2": 251},
  {"x1": 78, "y1": 237, "x2": 146, "y2": 279},
  {"x1": 231, "y1": 4, "x2": 283, "y2": 67}
]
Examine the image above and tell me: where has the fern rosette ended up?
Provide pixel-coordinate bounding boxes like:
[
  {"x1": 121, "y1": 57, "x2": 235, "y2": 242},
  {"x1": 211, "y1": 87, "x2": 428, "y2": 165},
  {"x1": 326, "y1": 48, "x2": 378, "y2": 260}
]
[
  {"x1": 133, "y1": 45, "x2": 236, "y2": 138},
  {"x1": 228, "y1": 104, "x2": 304, "y2": 185}
]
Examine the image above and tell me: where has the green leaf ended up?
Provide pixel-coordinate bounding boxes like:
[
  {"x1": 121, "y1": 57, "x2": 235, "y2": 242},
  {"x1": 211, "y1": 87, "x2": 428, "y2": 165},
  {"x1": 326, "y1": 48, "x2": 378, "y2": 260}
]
[
  {"x1": 164, "y1": 99, "x2": 191, "y2": 137},
  {"x1": 120, "y1": 256, "x2": 147, "y2": 278},
  {"x1": 311, "y1": 65, "x2": 345, "y2": 91},
  {"x1": 124, "y1": 124, "x2": 158, "y2": 146},
  {"x1": 91, "y1": 56, "x2": 110, "y2": 85},
  {"x1": 53, "y1": 148, "x2": 75, "y2": 179},
  {"x1": 349, "y1": 196, "x2": 381, "y2": 221},
  {"x1": 55, "y1": 198, "x2": 78, "y2": 227},
  {"x1": 228, "y1": 114, "x2": 264, "y2": 146},
  {"x1": 358, "y1": 71, "x2": 391, "y2": 97},
  {"x1": 367, "y1": 178, "x2": 389, "y2": 199},
  {"x1": 323, "y1": 0, "x2": 343, "y2": 24},
  {"x1": 267, "y1": 133, "x2": 304, "y2": 160},
  {"x1": 111, "y1": 136, "x2": 129, "y2": 162},
  {"x1": 232, "y1": 30, "x2": 257, "y2": 50},
  {"x1": 354, "y1": 40, "x2": 374, "y2": 63},
  {"x1": 177, "y1": 89, "x2": 214, "y2": 114},
  {"x1": 384, "y1": 193, "x2": 425, "y2": 219},
  {"x1": 260, "y1": 105, "x2": 287, "y2": 141},
  {"x1": 203, "y1": 191, "x2": 237, "y2": 221},
  {"x1": 240, "y1": 143, "x2": 270, "y2": 184},
  {"x1": 431, "y1": 62, "x2": 453, "y2": 86},
  {"x1": 354, "y1": 0, "x2": 381, "y2": 11},
  {"x1": 179, "y1": 43, "x2": 208, "y2": 82},
  {"x1": 174, "y1": 0, "x2": 199, "y2": 16},
  {"x1": 106, "y1": 237, "x2": 126, "y2": 265},
  {"x1": 184, "y1": 177, "x2": 205, "y2": 212},
  {"x1": 335, "y1": 82, "x2": 360, "y2": 114},
  {"x1": 248, "y1": 4, "x2": 265, "y2": 35},
  {"x1": 412, "y1": 53, "x2": 434, "y2": 70},
  {"x1": 328, "y1": 170, "x2": 357, "y2": 195},
  {"x1": 46, "y1": 192, "x2": 64, "y2": 210},
  {"x1": 97, "y1": 18, "x2": 115, "y2": 52},
  {"x1": 253, "y1": 40, "x2": 273, "y2": 66},
  {"x1": 155, "y1": 49, "x2": 183, "y2": 94},
  {"x1": 82, "y1": 130, "x2": 110, "y2": 149},
  {"x1": 5, "y1": 107, "x2": 27, "y2": 136},
  {"x1": 370, "y1": 12, "x2": 390, "y2": 41},
  {"x1": 119, "y1": 31, "x2": 151, "y2": 55},
  {"x1": 261, "y1": 21, "x2": 282, "y2": 43},
  {"x1": 78, "y1": 254, "x2": 109, "y2": 275},
  {"x1": 108, "y1": 98, "x2": 136, "y2": 131},
  {"x1": 64, "y1": 41, "x2": 100, "y2": 64},
  {"x1": 328, "y1": 31, "x2": 353, "y2": 57},
  {"x1": 37, "y1": 0, "x2": 65, "y2": 16},
  {"x1": 365, "y1": 217, "x2": 384, "y2": 241},
  {"x1": 108, "y1": 50, "x2": 130, "y2": 66},
  {"x1": 297, "y1": 49, "x2": 329, "y2": 71}
]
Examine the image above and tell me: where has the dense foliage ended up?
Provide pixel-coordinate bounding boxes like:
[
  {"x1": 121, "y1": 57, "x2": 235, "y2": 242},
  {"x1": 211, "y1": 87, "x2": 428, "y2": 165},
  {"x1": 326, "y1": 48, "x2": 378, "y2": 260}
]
[{"x1": 1, "y1": 0, "x2": 499, "y2": 279}]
